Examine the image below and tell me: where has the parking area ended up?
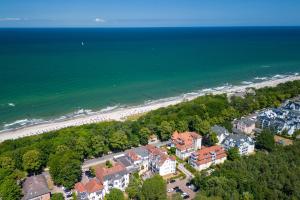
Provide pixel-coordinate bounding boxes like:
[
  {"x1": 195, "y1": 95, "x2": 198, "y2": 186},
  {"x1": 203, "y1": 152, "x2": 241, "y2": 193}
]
[{"x1": 167, "y1": 178, "x2": 197, "y2": 199}]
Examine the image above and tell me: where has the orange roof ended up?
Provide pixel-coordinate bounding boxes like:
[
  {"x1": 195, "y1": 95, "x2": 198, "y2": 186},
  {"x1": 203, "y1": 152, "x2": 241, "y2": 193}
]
[
  {"x1": 85, "y1": 179, "x2": 103, "y2": 193},
  {"x1": 145, "y1": 145, "x2": 173, "y2": 166},
  {"x1": 192, "y1": 145, "x2": 227, "y2": 165},
  {"x1": 172, "y1": 131, "x2": 201, "y2": 151},
  {"x1": 75, "y1": 179, "x2": 103, "y2": 193},
  {"x1": 127, "y1": 150, "x2": 140, "y2": 161},
  {"x1": 95, "y1": 162, "x2": 125, "y2": 182},
  {"x1": 75, "y1": 182, "x2": 85, "y2": 193}
]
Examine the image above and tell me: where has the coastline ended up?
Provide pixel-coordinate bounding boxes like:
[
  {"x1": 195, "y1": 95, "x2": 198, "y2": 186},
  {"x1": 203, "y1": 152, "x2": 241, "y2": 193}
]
[{"x1": 1, "y1": 74, "x2": 300, "y2": 142}]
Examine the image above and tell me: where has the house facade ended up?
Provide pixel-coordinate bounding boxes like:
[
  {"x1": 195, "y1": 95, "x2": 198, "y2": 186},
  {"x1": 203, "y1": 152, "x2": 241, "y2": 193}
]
[
  {"x1": 189, "y1": 145, "x2": 227, "y2": 171},
  {"x1": 235, "y1": 118, "x2": 256, "y2": 135},
  {"x1": 171, "y1": 131, "x2": 202, "y2": 160},
  {"x1": 210, "y1": 125, "x2": 230, "y2": 144},
  {"x1": 75, "y1": 179, "x2": 105, "y2": 200},
  {"x1": 145, "y1": 145, "x2": 176, "y2": 176},
  {"x1": 222, "y1": 134, "x2": 255, "y2": 155},
  {"x1": 95, "y1": 163, "x2": 130, "y2": 193}
]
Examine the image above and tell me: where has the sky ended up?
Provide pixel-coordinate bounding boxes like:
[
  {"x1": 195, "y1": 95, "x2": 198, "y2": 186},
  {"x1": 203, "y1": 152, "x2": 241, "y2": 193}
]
[{"x1": 0, "y1": 0, "x2": 300, "y2": 27}]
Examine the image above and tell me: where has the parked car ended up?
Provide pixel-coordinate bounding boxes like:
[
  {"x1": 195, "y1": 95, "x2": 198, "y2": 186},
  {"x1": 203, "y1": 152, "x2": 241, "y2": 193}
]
[
  {"x1": 167, "y1": 188, "x2": 174, "y2": 193},
  {"x1": 183, "y1": 195, "x2": 190, "y2": 199},
  {"x1": 170, "y1": 179, "x2": 176, "y2": 183}
]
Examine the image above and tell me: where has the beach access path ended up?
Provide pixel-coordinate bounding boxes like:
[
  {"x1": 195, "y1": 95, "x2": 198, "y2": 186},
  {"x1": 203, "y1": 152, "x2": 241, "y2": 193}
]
[{"x1": 1, "y1": 75, "x2": 300, "y2": 143}]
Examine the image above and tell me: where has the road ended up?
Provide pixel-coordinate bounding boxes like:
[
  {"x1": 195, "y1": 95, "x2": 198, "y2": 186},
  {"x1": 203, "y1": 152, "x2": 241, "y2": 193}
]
[
  {"x1": 82, "y1": 140, "x2": 170, "y2": 170},
  {"x1": 178, "y1": 163, "x2": 195, "y2": 179}
]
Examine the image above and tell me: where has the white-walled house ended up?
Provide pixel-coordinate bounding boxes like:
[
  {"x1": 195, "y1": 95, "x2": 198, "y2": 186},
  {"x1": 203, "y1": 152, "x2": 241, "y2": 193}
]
[
  {"x1": 75, "y1": 179, "x2": 105, "y2": 200},
  {"x1": 171, "y1": 131, "x2": 202, "y2": 160},
  {"x1": 145, "y1": 145, "x2": 176, "y2": 176},
  {"x1": 222, "y1": 134, "x2": 255, "y2": 155},
  {"x1": 189, "y1": 145, "x2": 227, "y2": 171},
  {"x1": 210, "y1": 125, "x2": 230, "y2": 144}
]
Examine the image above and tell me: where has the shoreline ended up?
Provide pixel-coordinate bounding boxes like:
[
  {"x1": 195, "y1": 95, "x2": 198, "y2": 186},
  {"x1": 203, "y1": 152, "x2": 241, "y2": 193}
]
[{"x1": 1, "y1": 74, "x2": 300, "y2": 142}]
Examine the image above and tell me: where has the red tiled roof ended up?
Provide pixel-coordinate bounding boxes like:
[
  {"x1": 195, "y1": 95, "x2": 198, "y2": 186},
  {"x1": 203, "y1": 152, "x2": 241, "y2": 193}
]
[
  {"x1": 75, "y1": 179, "x2": 103, "y2": 194},
  {"x1": 85, "y1": 179, "x2": 103, "y2": 193},
  {"x1": 75, "y1": 182, "x2": 85, "y2": 193},
  {"x1": 193, "y1": 145, "x2": 227, "y2": 165},
  {"x1": 145, "y1": 145, "x2": 173, "y2": 166},
  {"x1": 95, "y1": 162, "x2": 125, "y2": 182},
  {"x1": 172, "y1": 131, "x2": 201, "y2": 151},
  {"x1": 127, "y1": 150, "x2": 140, "y2": 161}
]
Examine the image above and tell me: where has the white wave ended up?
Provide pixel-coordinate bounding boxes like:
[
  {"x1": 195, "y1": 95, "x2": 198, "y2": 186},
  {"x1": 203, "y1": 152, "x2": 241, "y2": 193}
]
[
  {"x1": 3, "y1": 118, "x2": 44, "y2": 129},
  {"x1": 99, "y1": 105, "x2": 120, "y2": 113},
  {"x1": 241, "y1": 81, "x2": 253, "y2": 85},
  {"x1": 254, "y1": 77, "x2": 268, "y2": 80},
  {"x1": 295, "y1": 72, "x2": 299, "y2": 76},
  {"x1": 8, "y1": 103, "x2": 15, "y2": 107}
]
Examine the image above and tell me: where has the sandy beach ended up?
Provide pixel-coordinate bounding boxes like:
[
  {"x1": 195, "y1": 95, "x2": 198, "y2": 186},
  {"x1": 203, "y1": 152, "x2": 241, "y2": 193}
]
[{"x1": 1, "y1": 75, "x2": 300, "y2": 142}]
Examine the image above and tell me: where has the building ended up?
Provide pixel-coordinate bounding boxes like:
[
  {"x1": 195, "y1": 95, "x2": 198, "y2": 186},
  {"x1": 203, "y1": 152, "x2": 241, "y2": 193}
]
[
  {"x1": 210, "y1": 125, "x2": 230, "y2": 144},
  {"x1": 171, "y1": 131, "x2": 202, "y2": 159},
  {"x1": 75, "y1": 179, "x2": 105, "y2": 200},
  {"x1": 22, "y1": 175, "x2": 50, "y2": 200},
  {"x1": 235, "y1": 118, "x2": 256, "y2": 135},
  {"x1": 145, "y1": 145, "x2": 176, "y2": 176},
  {"x1": 284, "y1": 101, "x2": 300, "y2": 111},
  {"x1": 189, "y1": 145, "x2": 227, "y2": 171},
  {"x1": 125, "y1": 147, "x2": 149, "y2": 174},
  {"x1": 95, "y1": 162, "x2": 130, "y2": 194},
  {"x1": 222, "y1": 134, "x2": 255, "y2": 155}
]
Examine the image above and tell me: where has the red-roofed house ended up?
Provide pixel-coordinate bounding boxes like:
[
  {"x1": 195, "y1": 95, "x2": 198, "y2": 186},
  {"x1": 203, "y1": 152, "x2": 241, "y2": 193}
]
[
  {"x1": 74, "y1": 179, "x2": 105, "y2": 200},
  {"x1": 189, "y1": 145, "x2": 227, "y2": 171},
  {"x1": 145, "y1": 145, "x2": 176, "y2": 176},
  {"x1": 171, "y1": 131, "x2": 202, "y2": 159},
  {"x1": 95, "y1": 162, "x2": 129, "y2": 194}
]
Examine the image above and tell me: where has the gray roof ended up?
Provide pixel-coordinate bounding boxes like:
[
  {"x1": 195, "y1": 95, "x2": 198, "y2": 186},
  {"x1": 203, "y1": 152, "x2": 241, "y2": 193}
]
[
  {"x1": 222, "y1": 133, "x2": 254, "y2": 147},
  {"x1": 22, "y1": 175, "x2": 50, "y2": 200},
  {"x1": 238, "y1": 118, "x2": 255, "y2": 127},
  {"x1": 104, "y1": 169, "x2": 128, "y2": 182},
  {"x1": 115, "y1": 156, "x2": 133, "y2": 168},
  {"x1": 211, "y1": 125, "x2": 229, "y2": 137},
  {"x1": 132, "y1": 146, "x2": 149, "y2": 158}
]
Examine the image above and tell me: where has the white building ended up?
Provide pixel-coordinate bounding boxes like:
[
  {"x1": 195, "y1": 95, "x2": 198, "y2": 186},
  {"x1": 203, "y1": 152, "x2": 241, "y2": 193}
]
[
  {"x1": 171, "y1": 131, "x2": 202, "y2": 160},
  {"x1": 145, "y1": 145, "x2": 176, "y2": 176},
  {"x1": 75, "y1": 179, "x2": 105, "y2": 200},
  {"x1": 189, "y1": 145, "x2": 227, "y2": 171},
  {"x1": 210, "y1": 125, "x2": 230, "y2": 144},
  {"x1": 222, "y1": 134, "x2": 255, "y2": 155}
]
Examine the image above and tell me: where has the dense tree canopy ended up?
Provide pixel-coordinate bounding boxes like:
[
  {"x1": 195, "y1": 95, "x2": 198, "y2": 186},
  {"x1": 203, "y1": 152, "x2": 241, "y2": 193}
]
[
  {"x1": 255, "y1": 129, "x2": 275, "y2": 151},
  {"x1": 141, "y1": 175, "x2": 167, "y2": 200},
  {"x1": 105, "y1": 188, "x2": 125, "y2": 200},
  {"x1": 22, "y1": 149, "x2": 42, "y2": 173}
]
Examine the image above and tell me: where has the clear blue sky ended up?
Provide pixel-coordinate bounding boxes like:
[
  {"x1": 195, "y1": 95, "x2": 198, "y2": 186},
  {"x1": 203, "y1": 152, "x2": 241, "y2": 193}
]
[{"x1": 1, "y1": 0, "x2": 300, "y2": 27}]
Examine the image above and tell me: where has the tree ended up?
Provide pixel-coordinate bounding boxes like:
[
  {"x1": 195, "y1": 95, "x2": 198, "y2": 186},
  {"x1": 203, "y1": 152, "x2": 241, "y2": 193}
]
[
  {"x1": 176, "y1": 120, "x2": 188, "y2": 132},
  {"x1": 0, "y1": 156, "x2": 15, "y2": 172},
  {"x1": 105, "y1": 160, "x2": 113, "y2": 168},
  {"x1": 139, "y1": 127, "x2": 151, "y2": 145},
  {"x1": 105, "y1": 188, "x2": 124, "y2": 200},
  {"x1": 141, "y1": 175, "x2": 167, "y2": 200},
  {"x1": 22, "y1": 150, "x2": 42, "y2": 173},
  {"x1": 205, "y1": 132, "x2": 219, "y2": 146},
  {"x1": 170, "y1": 193, "x2": 183, "y2": 200},
  {"x1": 51, "y1": 193, "x2": 64, "y2": 200},
  {"x1": 109, "y1": 130, "x2": 129, "y2": 151},
  {"x1": 227, "y1": 147, "x2": 240, "y2": 161},
  {"x1": 48, "y1": 151, "x2": 81, "y2": 189},
  {"x1": 158, "y1": 121, "x2": 173, "y2": 141},
  {"x1": 75, "y1": 137, "x2": 90, "y2": 158},
  {"x1": 126, "y1": 173, "x2": 142, "y2": 200},
  {"x1": 256, "y1": 129, "x2": 275, "y2": 151},
  {"x1": 0, "y1": 178, "x2": 22, "y2": 200},
  {"x1": 91, "y1": 135, "x2": 108, "y2": 156}
]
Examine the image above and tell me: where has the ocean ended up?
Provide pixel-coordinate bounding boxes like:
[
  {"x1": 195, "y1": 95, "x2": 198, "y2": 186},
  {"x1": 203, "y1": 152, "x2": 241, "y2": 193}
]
[{"x1": 0, "y1": 27, "x2": 300, "y2": 131}]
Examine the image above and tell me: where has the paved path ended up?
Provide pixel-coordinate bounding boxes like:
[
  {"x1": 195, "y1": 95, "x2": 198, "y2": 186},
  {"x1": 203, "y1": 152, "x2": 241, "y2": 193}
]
[
  {"x1": 178, "y1": 163, "x2": 195, "y2": 179},
  {"x1": 167, "y1": 178, "x2": 196, "y2": 200},
  {"x1": 82, "y1": 140, "x2": 170, "y2": 170}
]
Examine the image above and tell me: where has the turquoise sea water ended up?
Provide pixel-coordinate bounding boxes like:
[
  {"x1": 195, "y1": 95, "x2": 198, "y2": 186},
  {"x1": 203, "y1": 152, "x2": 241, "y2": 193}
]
[{"x1": 0, "y1": 27, "x2": 300, "y2": 130}]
